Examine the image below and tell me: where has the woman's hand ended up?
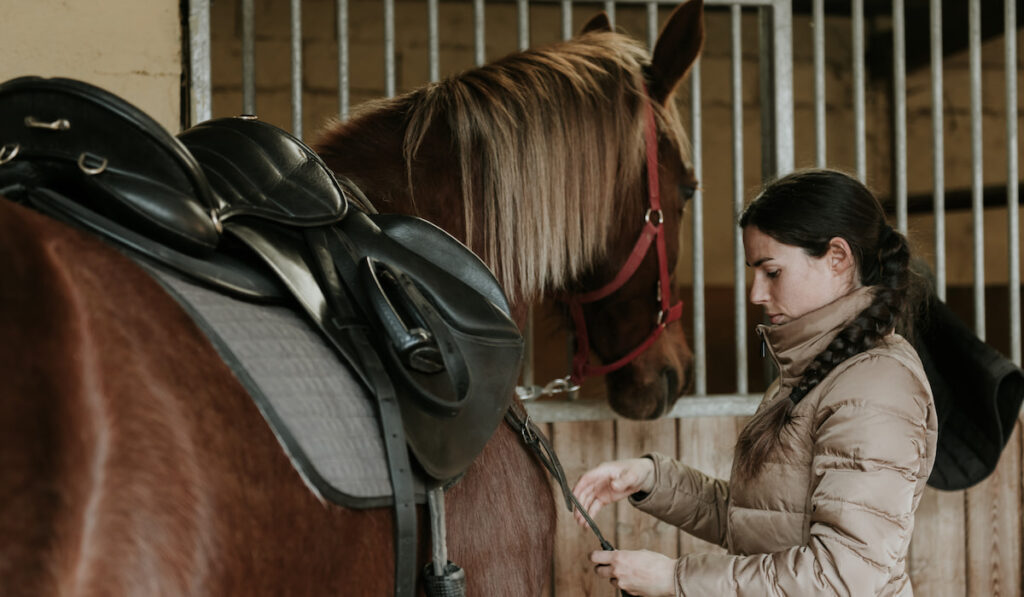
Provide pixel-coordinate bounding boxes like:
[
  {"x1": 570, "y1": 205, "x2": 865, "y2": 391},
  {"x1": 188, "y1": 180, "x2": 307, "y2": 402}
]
[
  {"x1": 590, "y1": 549, "x2": 676, "y2": 597},
  {"x1": 571, "y1": 458, "x2": 655, "y2": 528}
]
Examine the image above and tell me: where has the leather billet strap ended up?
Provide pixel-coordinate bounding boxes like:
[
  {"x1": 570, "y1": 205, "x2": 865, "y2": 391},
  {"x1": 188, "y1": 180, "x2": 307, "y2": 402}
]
[
  {"x1": 565, "y1": 95, "x2": 684, "y2": 385},
  {"x1": 227, "y1": 221, "x2": 418, "y2": 597}
]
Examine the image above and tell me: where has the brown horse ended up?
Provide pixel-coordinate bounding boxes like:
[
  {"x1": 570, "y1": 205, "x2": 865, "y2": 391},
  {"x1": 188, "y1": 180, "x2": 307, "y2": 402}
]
[{"x1": 0, "y1": 2, "x2": 702, "y2": 596}]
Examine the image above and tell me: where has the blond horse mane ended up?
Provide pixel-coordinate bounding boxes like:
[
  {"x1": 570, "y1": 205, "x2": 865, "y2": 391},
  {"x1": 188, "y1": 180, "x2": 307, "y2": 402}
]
[{"x1": 367, "y1": 32, "x2": 690, "y2": 300}]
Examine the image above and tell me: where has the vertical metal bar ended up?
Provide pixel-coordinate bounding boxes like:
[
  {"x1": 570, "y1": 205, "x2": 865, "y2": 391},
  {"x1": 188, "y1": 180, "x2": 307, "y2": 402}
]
[
  {"x1": 893, "y1": 0, "x2": 907, "y2": 233},
  {"x1": 813, "y1": 0, "x2": 825, "y2": 168},
  {"x1": 337, "y1": 0, "x2": 350, "y2": 119},
  {"x1": 691, "y1": 60, "x2": 706, "y2": 396},
  {"x1": 759, "y1": 7, "x2": 774, "y2": 181},
  {"x1": 605, "y1": 1, "x2": 615, "y2": 28},
  {"x1": 1006, "y1": 0, "x2": 1020, "y2": 365},
  {"x1": 291, "y1": 0, "x2": 303, "y2": 139},
  {"x1": 852, "y1": 0, "x2": 866, "y2": 181},
  {"x1": 242, "y1": 0, "x2": 255, "y2": 115},
  {"x1": 385, "y1": 0, "x2": 396, "y2": 97},
  {"x1": 188, "y1": 0, "x2": 212, "y2": 125},
  {"x1": 969, "y1": 0, "x2": 984, "y2": 339},
  {"x1": 647, "y1": 2, "x2": 658, "y2": 51},
  {"x1": 931, "y1": 0, "x2": 945, "y2": 300},
  {"x1": 562, "y1": 0, "x2": 572, "y2": 41},
  {"x1": 518, "y1": 0, "x2": 529, "y2": 51},
  {"x1": 428, "y1": 0, "x2": 440, "y2": 82},
  {"x1": 474, "y1": 0, "x2": 485, "y2": 67},
  {"x1": 772, "y1": 0, "x2": 793, "y2": 176},
  {"x1": 731, "y1": 5, "x2": 747, "y2": 395}
]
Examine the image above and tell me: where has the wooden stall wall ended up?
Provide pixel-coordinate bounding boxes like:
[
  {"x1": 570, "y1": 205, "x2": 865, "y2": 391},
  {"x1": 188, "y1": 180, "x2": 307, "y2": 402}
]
[{"x1": 204, "y1": 2, "x2": 1023, "y2": 595}]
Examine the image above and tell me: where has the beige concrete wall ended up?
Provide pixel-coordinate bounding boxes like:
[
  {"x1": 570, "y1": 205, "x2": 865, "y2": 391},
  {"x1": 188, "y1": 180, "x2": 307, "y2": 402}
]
[{"x1": 1, "y1": 0, "x2": 183, "y2": 133}]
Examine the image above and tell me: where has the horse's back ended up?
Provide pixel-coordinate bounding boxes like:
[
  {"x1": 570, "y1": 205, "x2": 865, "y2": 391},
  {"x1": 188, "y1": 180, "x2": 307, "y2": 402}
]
[{"x1": 0, "y1": 199, "x2": 554, "y2": 596}]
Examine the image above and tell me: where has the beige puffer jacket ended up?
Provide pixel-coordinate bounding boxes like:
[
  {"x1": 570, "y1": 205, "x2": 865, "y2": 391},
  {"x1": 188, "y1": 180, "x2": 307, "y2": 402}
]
[{"x1": 632, "y1": 286, "x2": 937, "y2": 596}]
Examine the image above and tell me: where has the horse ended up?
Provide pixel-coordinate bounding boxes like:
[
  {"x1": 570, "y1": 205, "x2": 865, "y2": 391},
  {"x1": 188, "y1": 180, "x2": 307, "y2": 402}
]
[{"x1": 0, "y1": 1, "x2": 702, "y2": 595}]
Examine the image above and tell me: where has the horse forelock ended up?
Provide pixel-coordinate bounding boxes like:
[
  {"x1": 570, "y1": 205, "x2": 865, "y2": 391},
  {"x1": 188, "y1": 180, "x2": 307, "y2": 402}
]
[{"x1": 400, "y1": 32, "x2": 691, "y2": 301}]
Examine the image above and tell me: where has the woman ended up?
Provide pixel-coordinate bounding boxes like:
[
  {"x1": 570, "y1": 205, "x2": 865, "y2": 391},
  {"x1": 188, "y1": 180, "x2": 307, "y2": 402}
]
[{"x1": 573, "y1": 169, "x2": 937, "y2": 596}]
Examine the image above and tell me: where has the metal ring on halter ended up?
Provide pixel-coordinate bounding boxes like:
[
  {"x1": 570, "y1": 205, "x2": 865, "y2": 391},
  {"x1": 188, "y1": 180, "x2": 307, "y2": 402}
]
[
  {"x1": 656, "y1": 309, "x2": 666, "y2": 327},
  {"x1": 0, "y1": 143, "x2": 19, "y2": 164},
  {"x1": 644, "y1": 208, "x2": 663, "y2": 226},
  {"x1": 77, "y1": 153, "x2": 108, "y2": 175},
  {"x1": 24, "y1": 116, "x2": 71, "y2": 131}
]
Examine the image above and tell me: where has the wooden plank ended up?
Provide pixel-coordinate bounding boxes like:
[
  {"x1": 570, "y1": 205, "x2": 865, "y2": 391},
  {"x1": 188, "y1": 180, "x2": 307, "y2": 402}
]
[
  {"x1": 676, "y1": 416, "x2": 742, "y2": 556},
  {"x1": 909, "y1": 487, "x2": 967, "y2": 596},
  {"x1": 965, "y1": 422, "x2": 1022, "y2": 597},
  {"x1": 551, "y1": 420, "x2": 617, "y2": 597},
  {"x1": 614, "y1": 418, "x2": 679, "y2": 557}
]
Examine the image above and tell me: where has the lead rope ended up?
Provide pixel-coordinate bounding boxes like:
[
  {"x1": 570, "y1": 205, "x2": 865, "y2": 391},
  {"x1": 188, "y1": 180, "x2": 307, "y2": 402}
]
[{"x1": 505, "y1": 403, "x2": 636, "y2": 597}]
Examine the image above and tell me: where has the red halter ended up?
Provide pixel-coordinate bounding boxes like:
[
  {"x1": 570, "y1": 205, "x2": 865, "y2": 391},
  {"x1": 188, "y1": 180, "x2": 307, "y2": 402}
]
[{"x1": 565, "y1": 96, "x2": 684, "y2": 385}]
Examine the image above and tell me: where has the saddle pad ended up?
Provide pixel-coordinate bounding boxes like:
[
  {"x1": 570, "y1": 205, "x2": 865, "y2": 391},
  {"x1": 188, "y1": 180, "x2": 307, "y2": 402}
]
[{"x1": 145, "y1": 259, "x2": 428, "y2": 508}]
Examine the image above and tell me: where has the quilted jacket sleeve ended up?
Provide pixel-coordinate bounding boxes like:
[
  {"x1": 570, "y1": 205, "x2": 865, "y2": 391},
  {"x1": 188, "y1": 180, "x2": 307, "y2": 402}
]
[
  {"x1": 629, "y1": 452, "x2": 731, "y2": 548},
  {"x1": 671, "y1": 353, "x2": 935, "y2": 597}
]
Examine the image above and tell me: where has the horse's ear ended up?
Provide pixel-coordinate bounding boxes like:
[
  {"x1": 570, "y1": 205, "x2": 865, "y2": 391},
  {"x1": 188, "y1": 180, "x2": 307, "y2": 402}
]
[
  {"x1": 579, "y1": 12, "x2": 612, "y2": 35},
  {"x1": 649, "y1": 0, "x2": 705, "y2": 104}
]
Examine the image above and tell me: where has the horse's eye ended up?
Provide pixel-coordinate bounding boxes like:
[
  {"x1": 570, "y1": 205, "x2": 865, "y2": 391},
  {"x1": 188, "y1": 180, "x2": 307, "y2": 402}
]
[{"x1": 679, "y1": 185, "x2": 696, "y2": 201}]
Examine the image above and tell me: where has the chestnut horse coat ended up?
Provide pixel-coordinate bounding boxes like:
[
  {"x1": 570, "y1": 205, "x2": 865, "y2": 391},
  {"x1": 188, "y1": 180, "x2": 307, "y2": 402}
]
[{"x1": 632, "y1": 287, "x2": 937, "y2": 596}]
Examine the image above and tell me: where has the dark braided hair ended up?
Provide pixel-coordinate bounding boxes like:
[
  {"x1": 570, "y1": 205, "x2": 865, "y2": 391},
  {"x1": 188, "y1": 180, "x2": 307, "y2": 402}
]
[{"x1": 734, "y1": 169, "x2": 914, "y2": 481}]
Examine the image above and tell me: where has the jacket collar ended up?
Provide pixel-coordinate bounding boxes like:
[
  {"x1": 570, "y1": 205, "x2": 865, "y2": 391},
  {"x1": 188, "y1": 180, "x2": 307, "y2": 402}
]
[{"x1": 756, "y1": 286, "x2": 878, "y2": 389}]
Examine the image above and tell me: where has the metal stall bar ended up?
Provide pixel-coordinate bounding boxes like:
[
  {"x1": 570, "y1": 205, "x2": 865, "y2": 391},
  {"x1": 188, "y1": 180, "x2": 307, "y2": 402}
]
[
  {"x1": 562, "y1": 0, "x2": 572, "y2": 41},
  {"x1": 189, "y1": 0, "x2": 212, "y2": 126},
  {"x1": 291, "y1": 0, "x2": 302, "y2": 139},
  {"x1": 474, "y1": 0, "x2": 485, "y2": 67},
  {"x1": 852, "y1": 0, "x2": 865, "y2": 181},
  {"x1": 732, "y1": 4, "x2": 747, "y2": 395},
  {"x1": 813, "y1": 0, "x2": 824, "y2": 167},
  {"x1": 385, "y1": 0, "x2": 396, "y2": 97},
  {"x1": 759, "y1": 0, "x2": 794, "y2": 179},
  {"x1": 242, "y1": 0, "x2": 255, "y2": 115},
  {"x1": 970, "y1": 0, "x2": 984, "y2": 339},
  {"x1": 931, "y1": 0, "x2": 945, "y2": 300},
  {"x1": 892, "y1": 0, "x2": 907, "y2": 233},
  {"x1": 518, "y1": 0, "x2": 529, "y2": 51},
  {"x1": 1006, "y1": 0, "x2": 1020, "y2": 365},
  {"x1": 428, "y1": 0, "x2": 440, "y2": 83},
  {"x1": 691, "y1": 59, "x2": 706, "y2": 396},
  {"x1": 337, "y1": 0, "x2": 349, "y2": 120},
  {"x1": 647, "y1": 2, "x2": 658, "y2": 50}
]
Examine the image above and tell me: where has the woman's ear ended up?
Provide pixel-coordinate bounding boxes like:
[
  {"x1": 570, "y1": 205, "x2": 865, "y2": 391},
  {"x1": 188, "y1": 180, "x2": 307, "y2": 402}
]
[{"x1": 827, "y1": 237, "x2": 857, "y2": 277}]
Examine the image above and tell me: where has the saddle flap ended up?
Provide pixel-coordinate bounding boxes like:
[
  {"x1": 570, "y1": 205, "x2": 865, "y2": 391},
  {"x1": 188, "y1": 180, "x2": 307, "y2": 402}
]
[
  {"x1": 178, "y1": 117, "x2": 348, "y2": 226},
  {"x1": 331, "y1": 211, "x2": 523, "y2": 480},
  {"x1": 0, "y1": 76, "x2": 219, "y2": 255}
]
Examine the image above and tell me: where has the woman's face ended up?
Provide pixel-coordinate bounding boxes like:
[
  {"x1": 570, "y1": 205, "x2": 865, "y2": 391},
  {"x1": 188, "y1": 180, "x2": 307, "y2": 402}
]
[{"x1": 743, "y1": 226, "x2": 859, "y2": 325}]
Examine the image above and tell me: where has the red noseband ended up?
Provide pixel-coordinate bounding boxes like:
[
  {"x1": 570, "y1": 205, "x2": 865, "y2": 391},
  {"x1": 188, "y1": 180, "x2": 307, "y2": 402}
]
[{"x1": 565, "y1": 95, "x2": 684, "y2": 385}]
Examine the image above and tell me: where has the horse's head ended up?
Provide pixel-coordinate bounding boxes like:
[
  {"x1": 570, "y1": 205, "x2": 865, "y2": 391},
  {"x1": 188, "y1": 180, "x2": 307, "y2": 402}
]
[
  {"x1": 314, "y1": 0, "x2": 703, "y2": 420},
  {"x1": 562, "y1": 1, "x2": 703, "y2": 420}
]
